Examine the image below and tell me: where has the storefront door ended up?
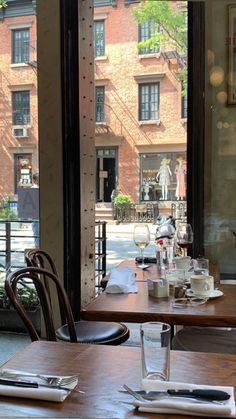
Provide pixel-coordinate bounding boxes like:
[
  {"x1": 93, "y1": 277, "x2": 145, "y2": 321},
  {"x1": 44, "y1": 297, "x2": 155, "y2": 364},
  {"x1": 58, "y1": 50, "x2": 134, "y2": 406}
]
[{"x1": 96, "y1": 149, "x2": 117, "y2": 202}]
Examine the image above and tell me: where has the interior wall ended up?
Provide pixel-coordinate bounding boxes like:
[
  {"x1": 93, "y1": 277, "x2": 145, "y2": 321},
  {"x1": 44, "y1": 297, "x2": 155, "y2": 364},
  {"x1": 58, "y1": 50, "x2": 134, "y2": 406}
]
[
  {"x1": 78, "y1": 0, "x2": 96, "y2": 308},
  {"x1": 37, "y1": 0, "x2": 64, "y2": 326},
  {"x1": 37, "y1": 0, "x2": 96, "y2": 324},
  {"x1": 205, "y1": 0, "x2": 236, "y2": 277}
]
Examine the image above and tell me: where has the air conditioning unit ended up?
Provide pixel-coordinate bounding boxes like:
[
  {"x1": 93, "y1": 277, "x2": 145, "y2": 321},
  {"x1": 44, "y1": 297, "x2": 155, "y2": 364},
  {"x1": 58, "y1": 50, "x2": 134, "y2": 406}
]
[{"x1": 12, "y1": 127, "x2": 29, "y2": 138}]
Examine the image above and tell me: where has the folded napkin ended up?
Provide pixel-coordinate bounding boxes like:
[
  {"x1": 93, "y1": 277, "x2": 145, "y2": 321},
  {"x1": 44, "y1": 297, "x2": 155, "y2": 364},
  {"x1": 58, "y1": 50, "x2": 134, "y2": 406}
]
[
  {"x1": 0, "y1": 372, "x2": 78, "y2": 402},
  {"x1": 106, "y1": 267, "x2": 138, "y2": 294},
  {"x1": 133, "y1": 380, "x2": 236, "y2": 417}
]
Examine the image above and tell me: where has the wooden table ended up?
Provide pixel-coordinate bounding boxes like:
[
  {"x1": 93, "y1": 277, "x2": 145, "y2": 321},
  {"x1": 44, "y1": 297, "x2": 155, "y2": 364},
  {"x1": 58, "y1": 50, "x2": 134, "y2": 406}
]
[
  {"x1": 102, "y1": 259, "x2": 221, "y2": 286},
  {"x1": 0, "y1": 341, "x2": 235, "y2": 418},
  {"x1": 82, "y1": 261, "x2": 236, "y2": 327}
]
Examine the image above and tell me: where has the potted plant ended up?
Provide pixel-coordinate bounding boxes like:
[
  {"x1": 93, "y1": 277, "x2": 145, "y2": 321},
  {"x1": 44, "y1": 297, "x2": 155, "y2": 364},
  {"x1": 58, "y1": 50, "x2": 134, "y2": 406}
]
[
  {"x1": 114, "y1": 194, "x2": 133, "y2": 222},
  {"x1": 0, "y1": 275, "x2": 41, "y2": 333}
]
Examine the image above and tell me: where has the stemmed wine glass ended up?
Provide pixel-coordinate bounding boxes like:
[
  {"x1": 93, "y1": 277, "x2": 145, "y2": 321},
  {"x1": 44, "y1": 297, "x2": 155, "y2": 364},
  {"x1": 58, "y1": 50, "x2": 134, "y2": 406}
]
[
  {"x1": 133, "y1": 224, "x2": 150, "y2": 269},
  {"x1": 175, "y1": 223, "x2": 193, "y2": 256}
]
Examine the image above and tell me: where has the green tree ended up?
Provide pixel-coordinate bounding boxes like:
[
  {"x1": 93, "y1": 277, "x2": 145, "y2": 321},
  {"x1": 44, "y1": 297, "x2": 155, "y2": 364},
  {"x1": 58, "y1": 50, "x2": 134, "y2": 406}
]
[
  {"x1": 133, "y1": 0, "x2": 187, "y2": 95},
  {"x1": 0, "y1": 0, "x2": 7, "y2": 8}
]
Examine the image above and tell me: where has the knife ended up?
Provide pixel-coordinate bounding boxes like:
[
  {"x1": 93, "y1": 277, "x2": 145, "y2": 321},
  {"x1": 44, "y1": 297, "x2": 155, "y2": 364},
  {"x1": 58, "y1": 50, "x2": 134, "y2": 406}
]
[
  {"x1": 0, "y1": 378, "x2": 70, "y2": 391},
  {"x1": 121, "y1": 388, "x2": 230, "y2": 401}
]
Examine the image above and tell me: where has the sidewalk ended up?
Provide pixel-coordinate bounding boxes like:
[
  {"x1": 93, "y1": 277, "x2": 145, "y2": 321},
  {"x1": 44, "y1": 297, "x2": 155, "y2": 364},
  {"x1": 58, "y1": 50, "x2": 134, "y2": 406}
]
[{"x1": 106, "y1": 222, "x2": 157, "y2": 235}]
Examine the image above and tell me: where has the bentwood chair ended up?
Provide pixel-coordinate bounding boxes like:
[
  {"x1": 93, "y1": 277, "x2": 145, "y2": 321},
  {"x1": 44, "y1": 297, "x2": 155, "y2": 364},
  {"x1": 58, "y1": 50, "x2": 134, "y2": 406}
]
[{"x1": 5, "y1": 265, "x2": 129, "y2": 345}]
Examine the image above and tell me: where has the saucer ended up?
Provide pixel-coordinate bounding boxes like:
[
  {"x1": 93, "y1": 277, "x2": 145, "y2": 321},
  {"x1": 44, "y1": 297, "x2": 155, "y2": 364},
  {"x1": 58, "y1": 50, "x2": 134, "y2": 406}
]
[
  {"x1": 186, "y1": 289, "x2": 224, "y2": 299},
  {"x1": 137, "y1": 264, "x2": 150, "y2": 270}
]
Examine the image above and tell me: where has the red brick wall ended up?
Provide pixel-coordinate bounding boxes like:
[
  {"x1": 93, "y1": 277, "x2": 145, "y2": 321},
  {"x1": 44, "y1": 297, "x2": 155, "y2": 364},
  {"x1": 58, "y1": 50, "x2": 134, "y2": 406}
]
[
  {"x1": 95, "y1": 0, "x2": 187, "y2": 202},
  {"x1": 0, "y1": 15, "x2": 38, "y2": 196}
]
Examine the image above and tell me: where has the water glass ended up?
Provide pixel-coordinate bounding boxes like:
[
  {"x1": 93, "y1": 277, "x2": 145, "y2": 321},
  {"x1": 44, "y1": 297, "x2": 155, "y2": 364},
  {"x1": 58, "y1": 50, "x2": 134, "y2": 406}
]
[
  {"x1": 193, "y1": 257, "x2": 209, "y2": 275},
  {"x1": 140, "y1": 322, "x2": 171, "y2": 381}
]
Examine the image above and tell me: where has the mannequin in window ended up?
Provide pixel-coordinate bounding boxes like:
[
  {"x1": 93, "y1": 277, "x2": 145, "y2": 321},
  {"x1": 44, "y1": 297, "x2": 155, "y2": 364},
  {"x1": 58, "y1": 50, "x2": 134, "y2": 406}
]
[
  {"x1": 156, "y1": 158, "x2": 172, "y2": 200},
  {"x1": 175, "y1": 157, "x2": 187, "y2": 200},
  {"x1": 143, "y1": 180, "x2": 150, "y2": 201}
]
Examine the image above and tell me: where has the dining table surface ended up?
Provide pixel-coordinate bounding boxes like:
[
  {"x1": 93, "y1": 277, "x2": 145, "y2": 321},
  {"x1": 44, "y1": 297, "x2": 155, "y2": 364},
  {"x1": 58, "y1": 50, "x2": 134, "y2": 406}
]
[
  {"x1": 81, "y1": 260, "x2": 236, "y2": 327},
  {"x1": 0, "y1": 340, "x2": 235, "y2": 418}
]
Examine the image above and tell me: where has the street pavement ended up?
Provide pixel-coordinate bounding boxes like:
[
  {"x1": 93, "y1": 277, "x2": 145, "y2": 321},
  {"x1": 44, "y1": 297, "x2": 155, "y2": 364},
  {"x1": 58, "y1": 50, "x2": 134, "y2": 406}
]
[
  {"x1": 0, "y1": 221, "x2": 158, "y2": 273},
  {"x1": 106, "y1": 223, "x2": 157, "y2": 272}
]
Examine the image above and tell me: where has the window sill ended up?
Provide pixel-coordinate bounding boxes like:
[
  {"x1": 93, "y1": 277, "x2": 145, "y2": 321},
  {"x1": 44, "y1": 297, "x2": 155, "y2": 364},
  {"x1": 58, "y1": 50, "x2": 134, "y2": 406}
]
[
  {"x1": 138, "y1": 53, "x2": 161, "y2": 60},
  {"x1": 10, "y1": 63, "x2": 29, "y2": 68},
  {"x1": 138, "y1": 120, "x2": 161, "y2": 126},
  {"x1": 181, "y1": 118, "x2": 187, "y2": 124},
  {"x1": 12, "y1": 125, "x2": 31, "y2": 129},
  {"x1": 95, "y1": 55, "x2": 108, "y2": 62}
]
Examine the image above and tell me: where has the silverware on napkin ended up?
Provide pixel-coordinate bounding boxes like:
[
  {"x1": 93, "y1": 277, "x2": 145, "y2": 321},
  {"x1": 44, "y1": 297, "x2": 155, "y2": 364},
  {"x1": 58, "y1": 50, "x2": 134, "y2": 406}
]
[
  {"x1": 0, "y1": 378, "x2": 73, "y2": 391},
  {"x1": 122, "y1": 385, "x2": 230, "y2": 402}
]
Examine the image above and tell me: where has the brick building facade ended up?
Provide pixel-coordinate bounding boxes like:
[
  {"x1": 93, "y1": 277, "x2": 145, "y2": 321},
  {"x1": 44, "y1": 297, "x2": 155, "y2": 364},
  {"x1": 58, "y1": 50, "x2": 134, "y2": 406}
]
[
  {"x1": 0, "y1": 0, "x2": 37, "y2": 197},
  {"x1": 0, "y1": 0, "x2": 187, "y2": 210},
  {"x1": 95, "y1": 0, "x2": 187, "y2": 209}
]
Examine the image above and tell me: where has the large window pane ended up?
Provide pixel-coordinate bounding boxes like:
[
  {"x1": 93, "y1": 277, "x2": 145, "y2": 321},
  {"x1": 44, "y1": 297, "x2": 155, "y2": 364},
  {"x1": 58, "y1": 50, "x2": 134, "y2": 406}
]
[
  {"x1": 139, "y1": 83, "x2": 159, "y2": 120},
  {"x1": 12, "y1": 91, "x2": 30, "y2": 125},
  {"x1": 12, "y1": 29, "x2": 29, "y2": 63},
  {"x1": 94, "y1": 20, "x2": 105, "y2": 57}
]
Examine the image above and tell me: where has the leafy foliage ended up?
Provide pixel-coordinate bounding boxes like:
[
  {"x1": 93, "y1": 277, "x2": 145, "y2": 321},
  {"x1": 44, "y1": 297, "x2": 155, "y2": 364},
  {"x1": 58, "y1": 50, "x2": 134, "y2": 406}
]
[
  {"x1": 114, "y1": 194, "x2": 132, "y2": 205},
  {"x1": 0, "y1": 0, "x2": 7, "y2": 8},
  {"x1": 0, "y1": 281, "x2": 39, "y2": 311},
  {"x1": 133, "y1": 0, "x2": 187, "y2": 95}
]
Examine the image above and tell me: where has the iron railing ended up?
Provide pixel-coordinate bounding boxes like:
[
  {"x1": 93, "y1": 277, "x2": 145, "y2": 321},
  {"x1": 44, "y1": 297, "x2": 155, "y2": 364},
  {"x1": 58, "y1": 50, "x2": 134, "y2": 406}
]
[
  {"x1": 95, "y1": 220, "x2": 107, "y2": 291},
  {"x1": 113, "y1": 203, "x2": 159, "y2": 223},
  {"x1": 0, "y1": 220, "x2": 107, "y2": 292}
]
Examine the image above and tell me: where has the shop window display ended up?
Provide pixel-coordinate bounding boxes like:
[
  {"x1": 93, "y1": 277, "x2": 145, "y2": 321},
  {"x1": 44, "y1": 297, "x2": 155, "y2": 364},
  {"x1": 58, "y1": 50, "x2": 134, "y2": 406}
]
[{"x1": 140, "y1": 153, "x2": 187, "y2": 202}]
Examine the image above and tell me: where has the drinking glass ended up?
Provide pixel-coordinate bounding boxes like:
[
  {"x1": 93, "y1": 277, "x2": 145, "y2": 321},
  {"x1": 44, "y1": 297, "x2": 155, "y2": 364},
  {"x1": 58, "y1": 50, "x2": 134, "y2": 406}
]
[
  {"x1": 176, "y1": 223, "x2": 193, "y2": 256},
  {"x1": 140, "y1": 322, "x2": 171, "y2": 381},
  {"x1": 133, "y1": 224, "x2": 150, "y2": 269}
]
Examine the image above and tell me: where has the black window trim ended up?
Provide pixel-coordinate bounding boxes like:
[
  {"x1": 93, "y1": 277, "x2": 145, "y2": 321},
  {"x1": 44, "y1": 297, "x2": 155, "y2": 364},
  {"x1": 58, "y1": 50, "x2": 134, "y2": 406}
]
[{"x1": 139, "y1": 82, "x2": 160, "y2": 121}]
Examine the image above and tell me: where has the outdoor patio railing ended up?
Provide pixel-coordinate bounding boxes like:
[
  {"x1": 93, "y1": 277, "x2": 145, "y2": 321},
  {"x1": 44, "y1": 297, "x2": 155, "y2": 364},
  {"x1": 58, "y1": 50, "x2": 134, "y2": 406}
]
[{"x1": 0, "y1": 220, "x2": 107, "y2": 291}]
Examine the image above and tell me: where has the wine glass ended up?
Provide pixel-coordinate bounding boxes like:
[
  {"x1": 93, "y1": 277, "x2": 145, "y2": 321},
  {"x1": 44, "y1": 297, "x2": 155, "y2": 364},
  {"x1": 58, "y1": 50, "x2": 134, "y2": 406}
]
[
  {"x1": 133, "y1": 224, "x2": 150, "y2": 269},
  {"x1": 176, "y1": 223, "x2": 193, "y2": 256}
]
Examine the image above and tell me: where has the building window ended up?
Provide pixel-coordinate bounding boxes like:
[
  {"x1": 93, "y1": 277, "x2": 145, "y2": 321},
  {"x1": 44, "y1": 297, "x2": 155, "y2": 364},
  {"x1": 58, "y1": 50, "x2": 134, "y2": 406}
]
[
  {"x1": 139, "y1": 20, "x2": 160, "y2": 55},
  {"x1": 14, "y1": 154, "x2": 32, "y2": 192},
  {"x1": 12, "y1": 91, "x2": 30, "y2": 125},
  {"x1": 12, "y1": 29, "x2": 30, "y2": 64},
  {"x1": 140, "y1": 152, "x2": 187, "y2": 202},
  {"x1": 139, "y1": 83, "x2": 159, "y2": 121},
  {"x1": 94, "y1": 20, "x2": 105, "y2": 57},
  {"x1": 95, "y1": 86, "x2": 105, "y2": 121}
]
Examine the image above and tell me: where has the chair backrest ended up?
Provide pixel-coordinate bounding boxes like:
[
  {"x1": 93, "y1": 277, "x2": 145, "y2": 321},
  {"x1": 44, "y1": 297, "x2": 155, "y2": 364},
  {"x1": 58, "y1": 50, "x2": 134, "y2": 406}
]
[
  {"x1": 5, "y1": 266, "x2": 77, "y2": 342},
  {"x1": 25, "y1": 249, "x2": 66, "y2": 326}
]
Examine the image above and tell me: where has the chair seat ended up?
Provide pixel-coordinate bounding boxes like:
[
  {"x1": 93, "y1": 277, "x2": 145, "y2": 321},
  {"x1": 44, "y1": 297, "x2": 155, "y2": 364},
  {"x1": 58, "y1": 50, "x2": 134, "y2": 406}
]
[
  {"x1": 56, "y1": 321, "x2": 130, "y2": 345},
  {"x1": 172, "y1": 326, "x2": 236, "y2": 354}
]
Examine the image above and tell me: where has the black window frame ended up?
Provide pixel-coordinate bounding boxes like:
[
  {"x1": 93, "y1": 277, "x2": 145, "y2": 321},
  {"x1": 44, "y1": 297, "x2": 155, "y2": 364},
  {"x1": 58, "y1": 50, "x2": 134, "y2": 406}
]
[
  {"x1": 12, "y1": 28, "x2": 30, "y2": 64},
  {"x1": 12, "y1": 90, "x2": 30, "y2": 126},
  {"x1": 95, "y1": 86, "x2": 105, "y2": 122},
  {"x1": 94, "y1": 20, "x2": 105, "y2": 57},
  {"x1": 138, "y1": 20, "x2": 160, "y2": 55},
  {"x1": 182, "y1": 87, "x2": 188, "y2": 119},
  {"x1": 139, "y1": 82, "x2": 160, "y2": 121}
]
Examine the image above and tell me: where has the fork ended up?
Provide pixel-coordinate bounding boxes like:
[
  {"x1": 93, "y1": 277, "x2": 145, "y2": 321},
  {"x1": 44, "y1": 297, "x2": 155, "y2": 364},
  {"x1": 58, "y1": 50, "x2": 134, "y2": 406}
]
[{"x1": 1, "y1": 369, "x2": 79, "y2": 387}]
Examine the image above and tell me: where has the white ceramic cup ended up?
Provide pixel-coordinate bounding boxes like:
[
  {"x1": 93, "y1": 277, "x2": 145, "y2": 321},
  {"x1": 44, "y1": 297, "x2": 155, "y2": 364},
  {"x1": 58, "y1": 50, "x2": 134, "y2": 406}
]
[
  {"x1": 140, "y1": 322, "x2": 171, "y2": 381},
  {"x1": 190, "y1": 275, "x2": 214, "y2": 296},
  {"x1": 173, "y1": 256, "x2": 191, "y2": 271}
]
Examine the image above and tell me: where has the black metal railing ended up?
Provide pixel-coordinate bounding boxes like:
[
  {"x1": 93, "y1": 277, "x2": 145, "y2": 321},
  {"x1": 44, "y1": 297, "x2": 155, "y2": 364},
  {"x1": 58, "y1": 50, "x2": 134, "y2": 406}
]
[
  {"x1": 0, "y1": 220, "x2": 107, "y2": 293},
  {"x1": 0, "y1": 220, "x2": 38, "y2": 271},
  {"x1": 95, "y1": 220, "x2": 107, "y2": 292},
  {"x1": 113, "y1": 203, "x2": 159, "y2": 223}
]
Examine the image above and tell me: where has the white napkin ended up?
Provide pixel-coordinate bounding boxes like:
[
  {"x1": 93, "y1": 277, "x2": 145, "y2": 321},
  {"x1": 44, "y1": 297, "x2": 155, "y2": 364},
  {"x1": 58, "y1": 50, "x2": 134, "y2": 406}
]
[
  {"x1": 132, "y1": 380, "x2": 236, "y2": 417},
  {"x1": 106, "y1": 267, "x2": 138, "y2": 294},
  {"x1": 0, "y1": 372, "x2": 78, "y2": 402}
]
